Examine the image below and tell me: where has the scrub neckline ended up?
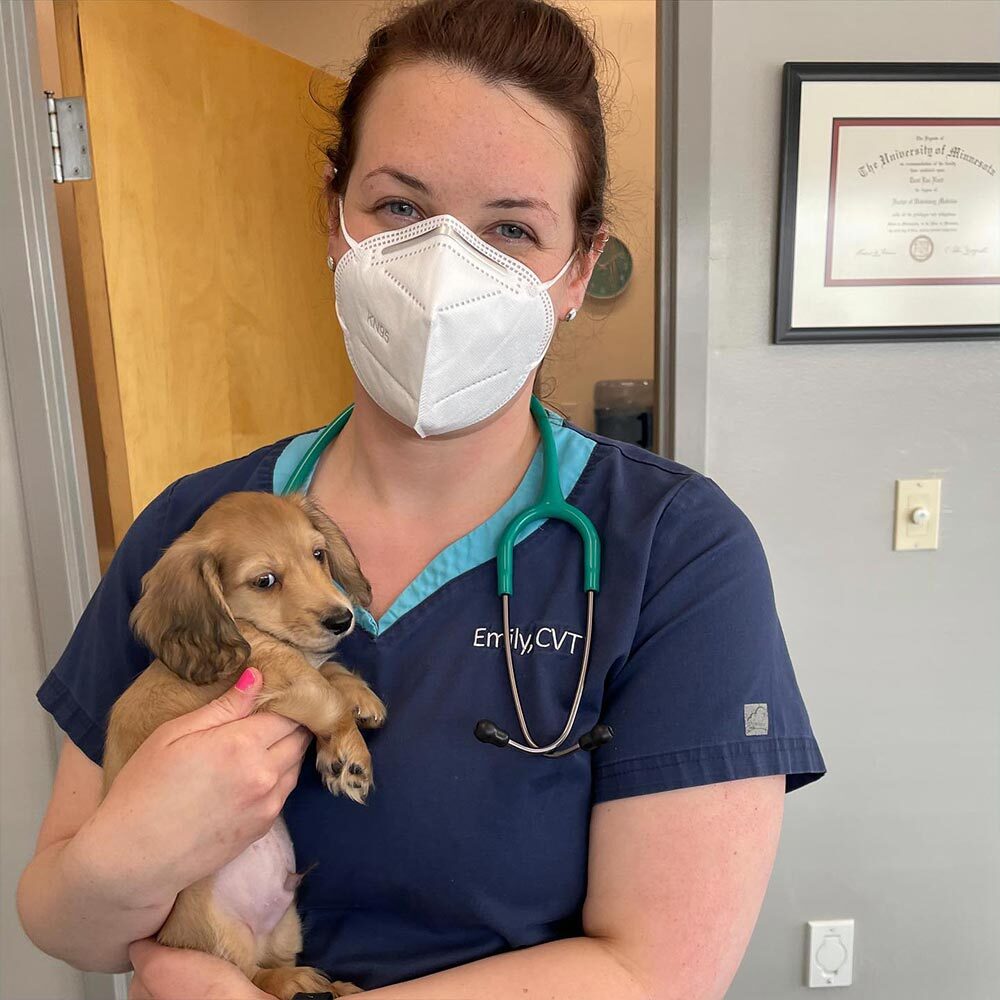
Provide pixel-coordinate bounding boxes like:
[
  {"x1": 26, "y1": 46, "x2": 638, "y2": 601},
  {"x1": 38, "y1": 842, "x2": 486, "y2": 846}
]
[{"x1": 271, "y1": 407, "x2": 596, "y2": 639}]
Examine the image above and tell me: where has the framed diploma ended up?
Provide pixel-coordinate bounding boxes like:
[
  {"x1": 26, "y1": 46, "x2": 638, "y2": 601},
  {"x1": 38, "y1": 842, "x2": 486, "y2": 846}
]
[{"x1": 774, "y1": 63, "x2": 1000, "y2": 344}]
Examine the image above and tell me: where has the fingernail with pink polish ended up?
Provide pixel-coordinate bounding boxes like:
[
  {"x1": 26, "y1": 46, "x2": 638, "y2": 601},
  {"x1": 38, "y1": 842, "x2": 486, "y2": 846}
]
[{"x1": 236, "y1": 668, "x2": 256, "y2": 691}]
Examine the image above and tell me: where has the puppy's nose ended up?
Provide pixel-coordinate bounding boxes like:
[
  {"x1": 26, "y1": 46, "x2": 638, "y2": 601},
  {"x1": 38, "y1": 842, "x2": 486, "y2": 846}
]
[{"x1": 321, "y1": 608, "x2": 354, "y2": 635}]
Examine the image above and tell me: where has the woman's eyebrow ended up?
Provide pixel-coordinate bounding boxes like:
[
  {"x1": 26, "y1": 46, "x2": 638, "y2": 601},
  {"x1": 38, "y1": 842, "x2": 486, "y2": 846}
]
[
  {"x1": 362, "y1": 166, "x2": 556, "y2": 221},
  {"x1": 485, "y1": 196, "x2": 557, "y2": 221},
  {"x1": 363, "y1": 166, "x2": 430, "y2": 193}
]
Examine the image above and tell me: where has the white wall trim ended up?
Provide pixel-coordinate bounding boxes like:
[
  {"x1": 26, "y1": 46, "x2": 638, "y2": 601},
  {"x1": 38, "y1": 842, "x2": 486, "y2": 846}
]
[
  {"x1": 0, "y1": 0, "x2": 99, "y2": 665},
  {"x1": 654, "y1": 0, "x2": 675, "y2": 456},
  {"x1": 669, "y1": 0, "x2": 712, "y2": 472}
]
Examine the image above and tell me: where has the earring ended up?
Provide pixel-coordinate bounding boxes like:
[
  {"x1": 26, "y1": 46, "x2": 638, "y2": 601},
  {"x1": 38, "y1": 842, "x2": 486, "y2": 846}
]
[
  {"x1": 326, "y1": 255, "x2": 335, "y2": 271},
  {"x1": 564, "y1": 308, "x2": 578, "y2": 322}
]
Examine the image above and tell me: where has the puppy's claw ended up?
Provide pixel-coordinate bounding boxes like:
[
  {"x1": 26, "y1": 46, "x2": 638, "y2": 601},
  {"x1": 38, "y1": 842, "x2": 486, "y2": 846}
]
[
  {"x1": 354, "y1": 708, "x2": 386, "y2": 729},
  {"x1": 352, "y1": 692, "x2": 387, "y2": 729}
]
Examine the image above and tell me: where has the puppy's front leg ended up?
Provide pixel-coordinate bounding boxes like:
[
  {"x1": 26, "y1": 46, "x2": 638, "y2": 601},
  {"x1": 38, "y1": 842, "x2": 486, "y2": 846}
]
[
  {"x1": 257, "y1": 670, "x2": 373, "y2": 804},
  {"x1": 319, "y1": 662, "x2": 387, "y2": 729}
]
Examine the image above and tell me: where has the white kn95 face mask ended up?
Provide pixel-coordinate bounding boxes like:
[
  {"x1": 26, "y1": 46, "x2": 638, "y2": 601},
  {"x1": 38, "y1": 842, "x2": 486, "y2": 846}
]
[{"x1": 332, "y1": 196, "x2": 576, "y2": 437}]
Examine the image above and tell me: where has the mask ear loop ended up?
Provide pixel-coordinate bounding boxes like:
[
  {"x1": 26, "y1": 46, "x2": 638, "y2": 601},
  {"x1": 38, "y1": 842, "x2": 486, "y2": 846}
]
[
  {"x1": 539, "y1": 248, "x2": 577, "y2": 291},
  {"x1": 337, "y1": 196, "x2": 362, "y2": 253}
]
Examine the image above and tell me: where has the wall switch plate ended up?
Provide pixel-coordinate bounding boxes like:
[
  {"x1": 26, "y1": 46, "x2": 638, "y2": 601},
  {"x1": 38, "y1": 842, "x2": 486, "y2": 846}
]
[
  {"x1": 893, "y1": 478, "x2": 941, "y2": 551},
  {"x1": 807, "y1": 919, "x2": 854, "y2": 987}
]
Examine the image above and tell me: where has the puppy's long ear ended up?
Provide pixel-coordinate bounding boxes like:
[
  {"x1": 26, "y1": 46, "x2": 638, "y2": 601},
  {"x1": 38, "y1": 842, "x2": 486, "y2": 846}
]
[
  {"x1": 297, "y1": 495, "x2": 373, "y2": 609},
  {"x1": 129, "y1": 533, "x2": 250, "y2": 683}
]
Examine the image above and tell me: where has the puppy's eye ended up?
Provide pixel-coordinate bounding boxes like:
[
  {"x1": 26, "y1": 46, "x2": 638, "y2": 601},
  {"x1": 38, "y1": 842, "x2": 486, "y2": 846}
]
[
  {"x1": 253, "y1": 572, "x2": 277, "y2": 589},
  {"x1": 313, "y1": 548, "x2": 325, "y2": 563}
]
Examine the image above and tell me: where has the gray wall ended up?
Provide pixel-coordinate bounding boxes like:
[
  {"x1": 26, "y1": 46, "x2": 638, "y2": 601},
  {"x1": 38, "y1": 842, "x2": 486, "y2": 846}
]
[{"x1": 701, "y1": 2, "x2": 1000, "y2": 998}]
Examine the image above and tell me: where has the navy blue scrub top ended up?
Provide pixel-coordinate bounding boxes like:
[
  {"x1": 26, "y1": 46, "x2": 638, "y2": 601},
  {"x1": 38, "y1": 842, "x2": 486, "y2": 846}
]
[{"x1": 37, "y1": 409, "x2": 826, "y2": 991}]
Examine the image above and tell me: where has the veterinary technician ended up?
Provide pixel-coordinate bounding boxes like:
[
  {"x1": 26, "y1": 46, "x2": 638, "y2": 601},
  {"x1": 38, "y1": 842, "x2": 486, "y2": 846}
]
[{"x1": 18, "y1": 1, "x2": 827, "y2": 996}]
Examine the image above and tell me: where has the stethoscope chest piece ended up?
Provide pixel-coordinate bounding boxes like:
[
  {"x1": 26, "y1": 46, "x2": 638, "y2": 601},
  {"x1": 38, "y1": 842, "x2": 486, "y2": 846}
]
[{"x1": 474, "y1": 718, "x2": 614, "y2": 757}]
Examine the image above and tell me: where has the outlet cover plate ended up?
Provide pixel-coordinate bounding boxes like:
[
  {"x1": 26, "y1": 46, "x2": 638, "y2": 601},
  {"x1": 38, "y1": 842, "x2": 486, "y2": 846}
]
[{"x1": 807, "y1": 919, "x2": 854, "y2": 987}]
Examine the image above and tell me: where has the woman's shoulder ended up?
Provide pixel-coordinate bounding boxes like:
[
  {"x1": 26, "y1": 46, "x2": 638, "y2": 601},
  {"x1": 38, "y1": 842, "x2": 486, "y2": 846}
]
[
  {"x1": 116, "y1": 431, "x2": 315, "y2": 571},
  {"x1": 37, "y1": 427, "x2": 323, "y2": 764},
  {"x1": 564, "y1": 419, "x2": 754, "y2": 546},
  {"x1": 135, "y1": 426, "x2": 322, "y2": 544}
]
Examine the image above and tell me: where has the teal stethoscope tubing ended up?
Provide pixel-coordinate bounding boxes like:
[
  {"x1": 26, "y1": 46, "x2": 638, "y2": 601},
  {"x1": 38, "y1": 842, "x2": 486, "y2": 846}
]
[{"x1": 280, "y1": 396, "x2": 613, "y2": 758}]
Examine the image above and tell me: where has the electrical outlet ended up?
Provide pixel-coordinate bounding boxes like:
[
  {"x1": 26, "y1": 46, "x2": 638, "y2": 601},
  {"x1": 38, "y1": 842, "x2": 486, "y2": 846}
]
[{"x1": 807, "y1": 919, "x2": 854, "y2": 987}]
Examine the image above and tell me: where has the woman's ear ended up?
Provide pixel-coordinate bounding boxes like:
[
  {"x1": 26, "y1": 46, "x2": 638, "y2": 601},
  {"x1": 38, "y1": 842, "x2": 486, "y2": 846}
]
[
  {"x1": 296, "y1": 494, "x2": 373, "y2": 609},
  {"x1": 558, "y1": 225, "x2": 611, "y2": 319},
  {"x1": 129, "y1": 533, "x2": 250, "y2": 684},
  {"x1": 324, "y1": 161, "x2": 341, "y2": 259}
]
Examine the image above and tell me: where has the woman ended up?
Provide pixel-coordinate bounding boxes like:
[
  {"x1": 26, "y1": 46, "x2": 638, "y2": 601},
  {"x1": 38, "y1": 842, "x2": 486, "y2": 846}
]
[{"x1": 18, "y1": 1, "x2": 826, "y2": 997}]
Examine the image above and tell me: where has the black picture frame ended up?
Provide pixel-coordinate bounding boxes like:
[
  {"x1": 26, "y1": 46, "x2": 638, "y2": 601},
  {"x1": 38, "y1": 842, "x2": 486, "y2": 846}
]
[{"x1": 774, "y1": 62, "x2": 1000, "y2": 345}]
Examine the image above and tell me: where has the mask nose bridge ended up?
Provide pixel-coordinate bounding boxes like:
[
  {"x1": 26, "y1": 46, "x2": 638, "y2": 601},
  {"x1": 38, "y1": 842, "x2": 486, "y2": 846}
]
[{"x1": 378, "y1": 220, "x2": 512, "y2": 279}]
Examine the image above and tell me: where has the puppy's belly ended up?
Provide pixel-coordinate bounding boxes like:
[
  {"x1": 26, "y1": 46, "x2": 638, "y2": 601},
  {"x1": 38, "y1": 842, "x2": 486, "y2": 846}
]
[{"x1": 212, "y1": 817, "x2": 296, "y2": 937}]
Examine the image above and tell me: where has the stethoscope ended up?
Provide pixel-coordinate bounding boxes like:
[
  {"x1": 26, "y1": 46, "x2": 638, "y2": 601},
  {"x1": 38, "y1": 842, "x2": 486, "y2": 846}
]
[{"x1": 280, "y1": 396, "x2": 614, "y2": 759}]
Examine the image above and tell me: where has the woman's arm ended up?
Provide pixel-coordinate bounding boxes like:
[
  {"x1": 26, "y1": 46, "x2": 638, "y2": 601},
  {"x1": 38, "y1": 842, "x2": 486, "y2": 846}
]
[
  {"x1": 18, "y1": 671, "x2": 311, "y2": 974},
  {"x1": 361, "y1": 774, "x2": 785, "y2": 1000},
  {"x1": 16, "y1": 739, "x2": 176, "y2": 973},
  {"x1": 129, "y1": 774, "x2": 785, "y2": 1000}
]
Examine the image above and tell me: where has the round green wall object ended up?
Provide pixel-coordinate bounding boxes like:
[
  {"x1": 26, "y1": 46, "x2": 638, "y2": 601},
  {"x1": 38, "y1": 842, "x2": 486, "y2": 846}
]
[{"x1": 586, "y1": 235, "x2": 633, "y2": 300}]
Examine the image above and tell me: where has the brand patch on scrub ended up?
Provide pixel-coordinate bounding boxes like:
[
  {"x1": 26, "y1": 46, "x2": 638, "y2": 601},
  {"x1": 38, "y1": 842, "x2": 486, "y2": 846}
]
[{"x1": 744, "y1": 703, "x2": 769, "y2": 736}]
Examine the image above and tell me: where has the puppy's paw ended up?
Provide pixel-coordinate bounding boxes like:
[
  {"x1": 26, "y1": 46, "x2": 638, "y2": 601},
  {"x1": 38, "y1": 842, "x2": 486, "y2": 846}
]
[
  {"x1": 253, "y1": 964, "x2": 331, "y2": 1000},
  {"x1": 319, "y1": 664, "x2": 387, "y2": 729},
  {"x1": 352, "y1": 687, "x2": 387, "y2": 729},
  {"x1": 316, "y1": 729, "x2": 372, "y2": 804}
]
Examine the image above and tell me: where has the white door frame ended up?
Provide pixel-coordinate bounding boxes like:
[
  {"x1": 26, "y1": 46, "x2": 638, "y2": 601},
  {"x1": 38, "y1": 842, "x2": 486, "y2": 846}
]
[
  {"x1": 657, "y1": 0, "x2": 712, "y2": 471},
  {"x1": 1, "y1": 2, "x2": 125, "y2": 998}
]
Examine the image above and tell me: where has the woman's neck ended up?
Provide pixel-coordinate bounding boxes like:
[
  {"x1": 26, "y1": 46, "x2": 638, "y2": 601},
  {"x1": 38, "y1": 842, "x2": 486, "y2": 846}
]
[{"x1": 313, "y1": 385, "x2": 541, "y2": 525}]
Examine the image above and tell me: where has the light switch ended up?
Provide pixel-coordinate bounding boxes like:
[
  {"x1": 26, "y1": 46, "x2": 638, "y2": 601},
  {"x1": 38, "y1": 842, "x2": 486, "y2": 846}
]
[{"x1": 893, "y1": 478, "x2": 941, "y2": 551}]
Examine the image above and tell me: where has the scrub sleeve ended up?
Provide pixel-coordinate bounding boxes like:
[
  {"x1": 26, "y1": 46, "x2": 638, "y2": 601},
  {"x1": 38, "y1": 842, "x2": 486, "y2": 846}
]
[{"x1": 591, "y1": 475, "x2": 826, "y2": 802}]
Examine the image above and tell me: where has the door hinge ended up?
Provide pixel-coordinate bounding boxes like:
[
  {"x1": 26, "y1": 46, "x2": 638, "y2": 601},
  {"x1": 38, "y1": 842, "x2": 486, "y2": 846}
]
[{"x1": 45, "y1": 91, "x2": 93, "y2": 183}]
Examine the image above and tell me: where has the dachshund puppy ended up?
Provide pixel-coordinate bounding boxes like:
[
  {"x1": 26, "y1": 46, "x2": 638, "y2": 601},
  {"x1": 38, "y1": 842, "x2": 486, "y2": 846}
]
[{"x1": 103, "y1": 491, "x2": 386, "y2": 999}]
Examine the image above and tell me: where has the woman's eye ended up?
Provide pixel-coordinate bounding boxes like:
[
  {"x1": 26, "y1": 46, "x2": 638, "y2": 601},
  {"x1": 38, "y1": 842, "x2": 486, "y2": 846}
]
[
  {"x1": 379, "y1": 199, "x2": 418, "y2": 221},
  {"x1": 253, "y1": 572, "x2": 277, "y2": 590},
  {"x1": 497, "y1": 223, "x2": 531, "y2": 244},
  {"x1": 313, "y1": 548, "x2": 325, "y2": 563}
]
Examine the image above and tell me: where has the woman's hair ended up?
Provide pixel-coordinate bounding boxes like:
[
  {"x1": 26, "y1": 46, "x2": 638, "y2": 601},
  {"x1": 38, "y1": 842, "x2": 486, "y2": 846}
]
[{"x1": 312, "y1": 0, "x2": 619, "y2": 260}]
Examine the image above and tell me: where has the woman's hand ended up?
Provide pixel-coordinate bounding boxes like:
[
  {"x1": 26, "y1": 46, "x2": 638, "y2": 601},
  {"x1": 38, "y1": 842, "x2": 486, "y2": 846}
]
[
  {"x1": 129, "y1": 937, "x2": 273, "y2": 999},
  {"x1": 73, "y1": 667, "x2": 312, "y2": 910}
]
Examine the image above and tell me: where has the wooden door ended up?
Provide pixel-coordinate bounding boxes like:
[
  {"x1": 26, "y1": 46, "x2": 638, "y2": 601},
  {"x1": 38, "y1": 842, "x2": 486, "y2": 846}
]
[{"x1": 53, "y1": 0, "x2": 351, "y2": 569}]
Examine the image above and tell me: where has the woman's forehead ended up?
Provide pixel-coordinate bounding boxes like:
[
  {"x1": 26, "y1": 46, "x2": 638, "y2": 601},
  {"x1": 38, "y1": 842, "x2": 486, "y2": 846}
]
[{"x1": 356, "y1": 61, "x2": 577, "y2": 215}]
